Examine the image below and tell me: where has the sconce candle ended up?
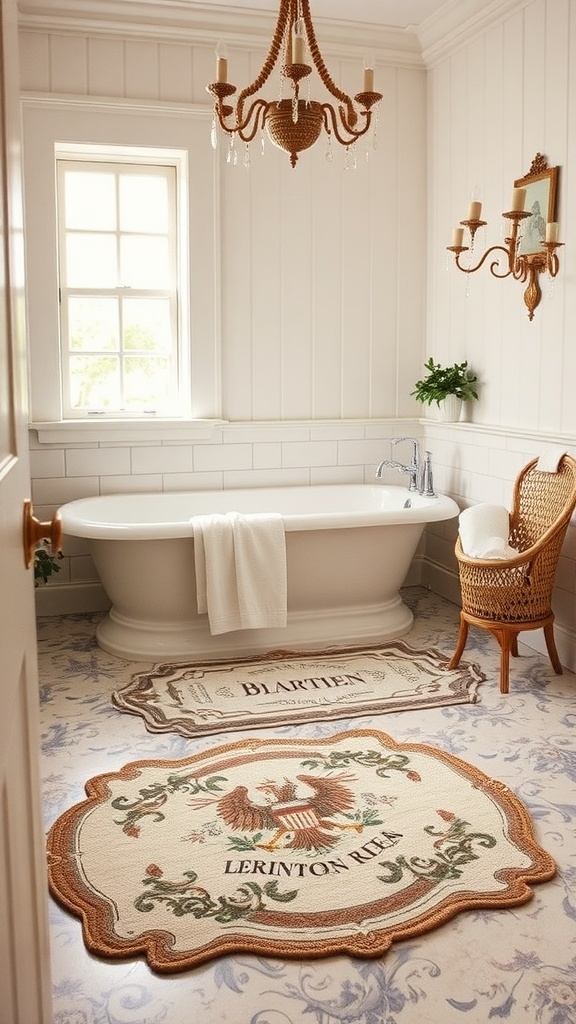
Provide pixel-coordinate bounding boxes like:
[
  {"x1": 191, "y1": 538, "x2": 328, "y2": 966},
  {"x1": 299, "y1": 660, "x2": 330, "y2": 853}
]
[
  {"x1": 546, "y1": 222, "x2": 559, "y2": 243},
  {"x1": 467, "y1": 201, "x2": 482, "y2": 221},
  {"x1": 452, "y1": 227, "x2": 464, "y2": 247},
  {"x1": 511, "y1": 188, "x2": 526, "y2": 212}
]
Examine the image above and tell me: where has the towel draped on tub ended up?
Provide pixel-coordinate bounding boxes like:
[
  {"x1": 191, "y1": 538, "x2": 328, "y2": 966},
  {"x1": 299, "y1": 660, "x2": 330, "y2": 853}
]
[{"x1": 191, "y1": 512, "x2": 287, "y2": 635}]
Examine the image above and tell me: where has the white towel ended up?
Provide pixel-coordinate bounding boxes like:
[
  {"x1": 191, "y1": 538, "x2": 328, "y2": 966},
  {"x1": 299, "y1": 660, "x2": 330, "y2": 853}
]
[
  {"x1": 458, "y1": 503, "x2": 518, "y2": 560},
  {"x1": 536, "y1": 446, "x2": 566, "y2": 472},
  {"x1": 192, "y1": 512, "x2": 287, "y2": 635}
]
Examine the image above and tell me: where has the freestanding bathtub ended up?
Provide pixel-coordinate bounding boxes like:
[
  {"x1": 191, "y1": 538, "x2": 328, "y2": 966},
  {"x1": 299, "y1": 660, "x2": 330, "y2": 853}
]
[{"x1": 58, "y1": 484, "x2": 459, "y2": 662}]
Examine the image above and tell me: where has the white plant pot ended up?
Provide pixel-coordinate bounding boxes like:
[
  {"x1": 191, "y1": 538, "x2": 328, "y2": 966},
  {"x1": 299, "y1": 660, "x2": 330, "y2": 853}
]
[{"x1": 437, "y1": 395, "x2": 463, "y2": 422}]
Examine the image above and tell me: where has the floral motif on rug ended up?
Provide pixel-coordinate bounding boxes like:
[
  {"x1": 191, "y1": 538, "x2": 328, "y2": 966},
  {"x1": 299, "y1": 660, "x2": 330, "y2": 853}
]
[{"x1": 46, "y1": 728, "x2": 555, "y2": 973}]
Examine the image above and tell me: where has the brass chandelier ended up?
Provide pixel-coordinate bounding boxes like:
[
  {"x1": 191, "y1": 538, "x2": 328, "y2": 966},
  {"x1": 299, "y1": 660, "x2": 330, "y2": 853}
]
[{"x1": 206, "y1": 0, "x2": 383, "y2": 168}]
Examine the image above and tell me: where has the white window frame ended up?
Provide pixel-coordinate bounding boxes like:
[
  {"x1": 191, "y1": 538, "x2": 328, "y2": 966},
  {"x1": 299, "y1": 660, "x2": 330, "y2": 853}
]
[
  {"x1": 56, "y1": 153, "x2": 183, "y2": 419},
  {"x1": 22, "y1": 100, "x2": 223, "y2": 443}
]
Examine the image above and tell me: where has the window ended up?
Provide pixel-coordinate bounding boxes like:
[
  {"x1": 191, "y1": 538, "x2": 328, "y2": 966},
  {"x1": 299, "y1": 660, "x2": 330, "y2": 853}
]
[
  {"x1": 23, "y1": 105, "x2": 220, "y2": 439},
  {"x1": 56, "y1": 157, "x2": 182, "y2": 418}
]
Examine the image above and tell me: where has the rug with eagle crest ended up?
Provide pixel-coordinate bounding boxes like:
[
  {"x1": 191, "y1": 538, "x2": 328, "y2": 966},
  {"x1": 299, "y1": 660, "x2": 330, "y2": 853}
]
[{"x1": 46, "y1": 728, "x2": 555, "y2": 973}]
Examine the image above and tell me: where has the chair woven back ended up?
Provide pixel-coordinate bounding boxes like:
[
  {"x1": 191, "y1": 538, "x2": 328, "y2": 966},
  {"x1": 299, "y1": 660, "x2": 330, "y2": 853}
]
[
  {"x1": 456, "y1": 455, "x2": 576, "y2": 625},
  {"x1": 509, "y1": 456, "x2": 576, "y2": 551}
]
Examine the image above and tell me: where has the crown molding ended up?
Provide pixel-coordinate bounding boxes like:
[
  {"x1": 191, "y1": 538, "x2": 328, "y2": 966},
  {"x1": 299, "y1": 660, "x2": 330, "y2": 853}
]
[
  {"x1": 416, "y1": 0, "x2": 531, "y2": 67},
  {"x1": 17, "y1": 0, "x2": 425, "y2": 67},
  {"x1": 21, "y1": 91, "x2": 211, "y2": 118}
]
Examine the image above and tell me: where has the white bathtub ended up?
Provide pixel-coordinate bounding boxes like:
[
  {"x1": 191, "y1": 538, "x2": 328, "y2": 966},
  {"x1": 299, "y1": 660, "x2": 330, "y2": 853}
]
[{"x1": 58, "y1": 484, "x2": 459, "y2": 662}]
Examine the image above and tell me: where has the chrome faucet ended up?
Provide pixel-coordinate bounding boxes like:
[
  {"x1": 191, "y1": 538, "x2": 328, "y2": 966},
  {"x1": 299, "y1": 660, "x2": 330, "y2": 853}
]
[{"x1": 375, "y1": 437, "x2": 436, "y2": 497}]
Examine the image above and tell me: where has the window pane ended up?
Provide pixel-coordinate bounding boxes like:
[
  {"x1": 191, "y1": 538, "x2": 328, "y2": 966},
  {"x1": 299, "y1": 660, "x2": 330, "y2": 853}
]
[
  {"x1": 68, "y1": 297, "x2": 119, "y2": 351},
  {"x1": 69, "y1": 355, "x2": 120, "y2": 409},
  {"x1": 124, "y1": 356, "x2": 171, "y2": 408},
  {"x1": 122, "y1": 298, "x2": 171, "y2": 352},
  {"x1": 120, "y1": 236, "x2": 170, "y2": 288},
  {"x1": 57, "y1": 156, "x2": 181, "y2": 418},
  {"x1": 64, "y1": 171, "x2": 116, "y2": 230},
  {"x1": 66, "y1": 234, "x2": 118, "y2": 288},
  {"x1": 119, "y1": 175, "x2": 169, "y2": 233}
]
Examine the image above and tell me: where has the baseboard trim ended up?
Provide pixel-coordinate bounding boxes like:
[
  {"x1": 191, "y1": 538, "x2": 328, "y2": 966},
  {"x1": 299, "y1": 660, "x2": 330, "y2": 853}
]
[
  {"x1": 421, "y1": 558, "x2": 461, "y2": 606},
  {"x1": 35, "y1": 581, "x2": 111, "y2": 616}
]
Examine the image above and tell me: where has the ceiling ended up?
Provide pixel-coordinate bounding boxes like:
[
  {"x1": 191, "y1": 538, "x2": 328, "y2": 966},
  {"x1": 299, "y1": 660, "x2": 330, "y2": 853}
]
[{"x1": 173, "y1": 0, "x2": 446, "y2": 31}]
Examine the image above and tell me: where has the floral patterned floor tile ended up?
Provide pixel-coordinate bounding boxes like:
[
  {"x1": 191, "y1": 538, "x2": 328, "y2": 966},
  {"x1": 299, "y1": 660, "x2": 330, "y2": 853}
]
[{"x1": 38, "y1": 588, "x2": 576, "y2": 1024}]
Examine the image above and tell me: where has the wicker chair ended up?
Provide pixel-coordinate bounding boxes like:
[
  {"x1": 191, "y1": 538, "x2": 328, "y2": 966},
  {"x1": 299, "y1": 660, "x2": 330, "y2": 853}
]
[{"x1": 449, "y1": 455, "x2": 576, "y2": 694}]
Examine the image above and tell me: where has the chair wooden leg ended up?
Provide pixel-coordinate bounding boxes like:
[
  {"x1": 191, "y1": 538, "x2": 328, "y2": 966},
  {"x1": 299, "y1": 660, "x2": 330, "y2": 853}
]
[
  {"x1": 497, "y1": 629, "x2": 513, "y2": 695},
  {"x1": 543, "y1": 621, "x2": 563, "y2": 675},
  {"x1": 511, "y1": 635, "x2": 519, "y2": 657},
  {"x1": 449, "y1": 614, "x2": 469, "y2": 669}
]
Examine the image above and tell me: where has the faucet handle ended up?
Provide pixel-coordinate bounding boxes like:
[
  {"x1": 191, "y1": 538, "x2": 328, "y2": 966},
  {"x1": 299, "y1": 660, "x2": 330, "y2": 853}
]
[{"x1": 392, "y1": 436, "x2": 420, "y2": 463}]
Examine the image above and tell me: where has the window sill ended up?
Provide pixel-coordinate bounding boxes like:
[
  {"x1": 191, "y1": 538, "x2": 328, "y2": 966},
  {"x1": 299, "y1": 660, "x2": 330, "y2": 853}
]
[{"x1": 30, "y1": 418, "x2": 227, "y2": 444}]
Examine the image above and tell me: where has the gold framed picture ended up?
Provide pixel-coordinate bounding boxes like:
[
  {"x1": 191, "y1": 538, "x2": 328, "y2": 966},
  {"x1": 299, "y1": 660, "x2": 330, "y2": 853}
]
[{"x1": 515, "y1": 154, "x2": 559, "y2": 257}]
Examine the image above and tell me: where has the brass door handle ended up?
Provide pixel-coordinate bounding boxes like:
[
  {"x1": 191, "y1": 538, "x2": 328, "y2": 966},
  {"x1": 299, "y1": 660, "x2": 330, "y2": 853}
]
[{"x1": 23, "y1": 499, "x2": 63, "y2": 569}]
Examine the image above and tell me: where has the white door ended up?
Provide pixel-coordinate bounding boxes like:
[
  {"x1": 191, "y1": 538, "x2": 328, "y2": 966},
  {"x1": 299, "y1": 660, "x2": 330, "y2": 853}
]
[{"x1": 0, "y1": 0, "x2": 53, "y2": 1019}]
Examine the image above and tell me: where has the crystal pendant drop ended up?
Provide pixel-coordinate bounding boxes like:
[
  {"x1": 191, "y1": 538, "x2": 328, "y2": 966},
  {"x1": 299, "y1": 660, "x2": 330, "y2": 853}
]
[
  {"x1": 372, "y1": 109, "x2": 379, "y2": 150},
  {"x1": 260, "y1": 131, "x2": 265, "y2": 156},
  {"x1": 325, "y1": 132, "x2": 333, "y2": 162},
  {"x1": 292, "y1": 95, "x2": 298, "y2": 123},
  {"x1": 244, "y1": 143, "x2": 251, "y2": 169},
  {"x1": 211, "y1": 116, "x2": 218, "y2": 150}
]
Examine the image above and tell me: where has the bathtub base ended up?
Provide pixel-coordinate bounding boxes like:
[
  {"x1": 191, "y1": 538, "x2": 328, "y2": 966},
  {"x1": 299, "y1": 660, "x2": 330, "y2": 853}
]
[{"x1": 96, "y1": 596, "x2": 414, "y2": 662}]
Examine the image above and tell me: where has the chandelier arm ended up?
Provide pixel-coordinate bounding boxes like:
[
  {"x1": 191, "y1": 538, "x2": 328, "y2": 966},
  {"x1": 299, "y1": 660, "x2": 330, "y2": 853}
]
[
  {"x1": 215, "y1": 98, "x2": 270, "y2": 141},
  {"x1": 300, "y1": 0, "x2": 356, "y2": 123},
  {"x1": 321, "y1": 103, "x2": 371, "y2": 146},
  {"x1": 236, "y1": 0, "x2": 292, "y2": 124},
  {"x1": 454, "y1": 245, "x2": 513, "y2": 278}
]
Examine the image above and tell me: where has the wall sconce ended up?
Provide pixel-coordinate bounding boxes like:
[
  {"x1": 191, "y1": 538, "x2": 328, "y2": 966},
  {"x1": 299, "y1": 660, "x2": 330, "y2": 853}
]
[{"x1": 447, "y1": 154, "x2": 563, "y2": 321}]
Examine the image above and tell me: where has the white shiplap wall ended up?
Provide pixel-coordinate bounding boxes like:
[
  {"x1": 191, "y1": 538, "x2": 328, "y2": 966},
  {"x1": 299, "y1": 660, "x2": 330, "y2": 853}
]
[
  {"x1": 423, "y1": 0, "x2": 576, "y2": 667},
  {"x1": 426, "y1": 0, "x2": 576, "y2": 435},
  {"x1": 20, "y1": 20, "x2": 428, "y2": 426}
]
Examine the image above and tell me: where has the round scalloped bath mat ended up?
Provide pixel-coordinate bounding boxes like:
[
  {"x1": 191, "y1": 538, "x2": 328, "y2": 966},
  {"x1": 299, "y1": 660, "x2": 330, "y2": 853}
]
[
  {"x1": 46, "y1": 728, "x2": 555, "y2": 973},
  {"x1": 111, "y1": 640, "x2": 483, "y2": 738}
]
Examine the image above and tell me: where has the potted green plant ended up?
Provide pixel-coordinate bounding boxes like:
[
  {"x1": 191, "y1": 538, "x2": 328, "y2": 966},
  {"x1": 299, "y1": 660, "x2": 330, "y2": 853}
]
[
  {"x1": 411, "y1": 358, "x2": 479, "y2": 421},
  {"x1": 34, "y1": 541, "x2": 63, "y2": 586}
]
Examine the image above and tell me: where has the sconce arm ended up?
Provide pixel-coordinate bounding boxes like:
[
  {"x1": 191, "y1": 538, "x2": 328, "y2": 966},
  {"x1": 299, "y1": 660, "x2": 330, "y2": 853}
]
[{"x1": 454, "y1": 244, "x2": 514, "y2": 279}]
